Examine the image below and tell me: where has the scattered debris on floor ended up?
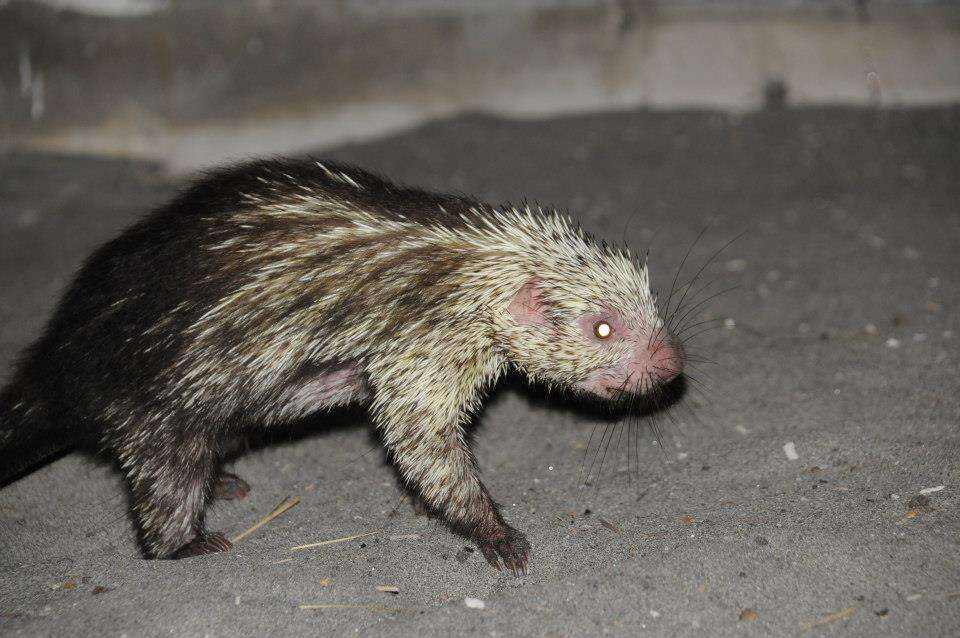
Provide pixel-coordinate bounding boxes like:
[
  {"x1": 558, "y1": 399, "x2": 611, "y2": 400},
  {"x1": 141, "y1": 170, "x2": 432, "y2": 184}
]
[
  {"x1": 375, "y1": 585, "x2": 400, "y2": 594},
  {"x1": 800, "y1": 606, "x2": 856, "y2": 631},
  {"x1": 783, "y1": 442, "x2": 799, "y2": 460},
  {"x1": 389, "y1": 534, "x2": 421, "y2": 541},
  {"x1": 598, "y1": 517, "x2": 621, "y2": 533},
  {"x1": 230, "y1": 495, "x2": 300, "y2": 544},
  {"x1": 298, "y1": 603, "x2": 402, "y2": 613},
  {"x1": 739, "y1": 608, "x2": 758, "y2": 621},
  {"x1": 290, "y1": 531, "x2": 376, "y2": 551},
  {"x1": 919, "y1": 485, "x2": 945, "y2": 495},
  {"x1": 897, "y1": 510, "x2": 919, "y2": 524},
  {"x1": 464, "y1": 597, "x2": 486, "y2": 610}
]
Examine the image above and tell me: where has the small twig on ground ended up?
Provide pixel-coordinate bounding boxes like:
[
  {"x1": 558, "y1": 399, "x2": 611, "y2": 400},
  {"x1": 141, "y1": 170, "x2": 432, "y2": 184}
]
[
  {"x1": 800, "y1": 607, "x2": 856, "y2": 631},
  {"x1": 298, "y1": 604, "x2": 402, "y2": 613},
  {"x1": 597, "y1": 517, "x2": 621, "y2": 533},
  {"x1": 290, "y1": 531, "x2": 377, "y2": 551},
  {"x1": 388, "y1": 533, "x2": 421, "y2": 541},
  {"x1": 231, "y1": 496, "x2": 301, "y2": 544}
]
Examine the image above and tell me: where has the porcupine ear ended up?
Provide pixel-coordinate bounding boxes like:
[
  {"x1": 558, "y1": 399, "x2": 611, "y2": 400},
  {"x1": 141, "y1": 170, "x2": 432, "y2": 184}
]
[{"x1": 507, "y1": 278, "x2": 549, "y2": 325}]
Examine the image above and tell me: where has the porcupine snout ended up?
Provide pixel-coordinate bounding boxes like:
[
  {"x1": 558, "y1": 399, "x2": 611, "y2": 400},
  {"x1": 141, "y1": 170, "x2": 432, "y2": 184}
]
[{"x1": 629, "y1": 333, "x2": 684, "y2": 387}]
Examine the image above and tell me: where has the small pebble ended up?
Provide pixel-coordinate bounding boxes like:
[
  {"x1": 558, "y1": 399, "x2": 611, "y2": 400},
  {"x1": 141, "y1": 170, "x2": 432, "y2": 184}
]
[
  {"x1": 739, "y1": 609, "x2": 758, "y2": 621},
  {"x1": 783, "y1": 442, "x2": 799, "y2": 460},
  {"x1": 885, "y1": 338, "x2": 901, "y2": 348},
  {"x1": 725, "y1": 258, "x2": 747, "y2": 272},
  {"x1": 464, "y1": 597, "x2": 486, "y2": 609}
]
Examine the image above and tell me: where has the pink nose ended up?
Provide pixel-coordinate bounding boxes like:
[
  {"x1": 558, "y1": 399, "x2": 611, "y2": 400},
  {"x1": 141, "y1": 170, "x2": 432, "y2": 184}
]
[{"x1": 631, "y1": 338, "x2": 683, "y2": 385}]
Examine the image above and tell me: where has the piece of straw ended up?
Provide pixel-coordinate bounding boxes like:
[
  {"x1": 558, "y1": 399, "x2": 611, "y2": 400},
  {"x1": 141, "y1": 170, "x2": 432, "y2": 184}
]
[
  {"x1": 231, "y1": 496, "x2": 300, "y2": 544},
  {"x1": 800, "y1": 607, "x2": 856, "y2": 631},
  {"x1": 289, "y1": 531, "x2": 376, "y2": 551},
  {"x1": 298, "y1": 604, "x2": 401, "y2": 612}
]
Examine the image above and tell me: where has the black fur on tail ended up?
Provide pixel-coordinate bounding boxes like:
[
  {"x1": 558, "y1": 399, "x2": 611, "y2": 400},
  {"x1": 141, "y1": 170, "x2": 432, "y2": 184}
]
[{"x1": 0, "y1": 375, "x2": 76, "y2": 486}]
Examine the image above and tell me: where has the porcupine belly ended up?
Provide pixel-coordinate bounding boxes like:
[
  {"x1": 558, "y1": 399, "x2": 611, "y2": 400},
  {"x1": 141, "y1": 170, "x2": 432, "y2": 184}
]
[{"x1": 0, "y1": 158, "x2": 685, "y2": 573}]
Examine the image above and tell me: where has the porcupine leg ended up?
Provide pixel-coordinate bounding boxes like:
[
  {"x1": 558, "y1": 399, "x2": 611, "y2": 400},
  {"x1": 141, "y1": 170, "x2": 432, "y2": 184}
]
[
  {"x1": 384, "y1": 419, "x2": 530, "y2": 575},
  {"x1": 124, "y1": 431, "x2": 230, "y2": 559}
]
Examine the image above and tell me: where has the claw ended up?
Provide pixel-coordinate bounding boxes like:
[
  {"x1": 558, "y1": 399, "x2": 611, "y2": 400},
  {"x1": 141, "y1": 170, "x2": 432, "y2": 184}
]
[
  {"x1": 474, "y1": 526, "x2": 530, "y2": 577},
  {"x1": 171, "y1": 532, "x2": 232, "y2": 559}
]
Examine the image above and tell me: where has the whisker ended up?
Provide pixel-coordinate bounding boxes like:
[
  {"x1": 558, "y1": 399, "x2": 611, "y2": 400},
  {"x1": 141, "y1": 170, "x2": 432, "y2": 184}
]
[
  {"x1": 671, "y1": 285, "x2": 740, "y2": 338},
  {"x1": 665, "y1": 231, "x2": 746, "y2": 335},
  {"x1": 594, "y1": 421, "x2": 618, "y2": 493},
  {"x1": 653, "y1": 226, "x2": 710, "y2": 348},
  {"x1": 577, "y1": 419, "x2": 603, "y2": 489}
]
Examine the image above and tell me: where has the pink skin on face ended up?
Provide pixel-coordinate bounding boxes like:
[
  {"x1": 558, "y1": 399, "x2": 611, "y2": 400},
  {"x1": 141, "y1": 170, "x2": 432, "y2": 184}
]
[{"x1": 575, "y1": 313, "x2": 683, "y2": 398}]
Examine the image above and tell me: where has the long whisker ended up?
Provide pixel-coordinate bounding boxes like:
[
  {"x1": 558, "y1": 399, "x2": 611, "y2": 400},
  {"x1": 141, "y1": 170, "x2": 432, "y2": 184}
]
[
  {"x1": 665, "y1": 231, "x2": 746, "y2": 335},
  {"x1": 653, "y1": 226, "x2": 710, "y2": 348}
]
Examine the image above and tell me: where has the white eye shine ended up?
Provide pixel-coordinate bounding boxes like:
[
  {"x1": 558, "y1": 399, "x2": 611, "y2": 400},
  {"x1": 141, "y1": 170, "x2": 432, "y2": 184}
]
[{"x1": 593, "y1": 320, "x2": 612, "y2": 339}]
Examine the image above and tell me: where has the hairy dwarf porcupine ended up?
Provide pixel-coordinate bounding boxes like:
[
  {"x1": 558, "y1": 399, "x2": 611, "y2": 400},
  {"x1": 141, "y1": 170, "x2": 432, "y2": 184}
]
[{"x1": 0, "y1": 159, "x2": 683, "y2": 574}]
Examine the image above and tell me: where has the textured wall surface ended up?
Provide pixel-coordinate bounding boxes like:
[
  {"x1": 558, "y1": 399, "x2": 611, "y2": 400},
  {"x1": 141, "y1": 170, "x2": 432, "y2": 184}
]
[{"x1": 2, "y1": 0, "x2": 959, "y2": 170}]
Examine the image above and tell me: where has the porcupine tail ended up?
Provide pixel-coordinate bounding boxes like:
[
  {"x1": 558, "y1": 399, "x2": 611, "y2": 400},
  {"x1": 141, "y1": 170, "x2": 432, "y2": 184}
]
[{"x1": 0, "y1": 370, "x2": 75, "y2": 486}]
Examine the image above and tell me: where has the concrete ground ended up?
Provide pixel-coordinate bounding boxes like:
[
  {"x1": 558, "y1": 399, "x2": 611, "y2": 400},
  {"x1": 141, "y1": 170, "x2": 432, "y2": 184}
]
[{"x1": 0, "y1": 106, "x2": 958, "y2": 636}]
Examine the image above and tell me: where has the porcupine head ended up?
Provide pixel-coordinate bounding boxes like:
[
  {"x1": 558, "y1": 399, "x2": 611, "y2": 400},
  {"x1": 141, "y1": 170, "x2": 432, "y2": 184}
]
[{"x1": 494, "y1": 214, "x2": 683, "y2": 401}]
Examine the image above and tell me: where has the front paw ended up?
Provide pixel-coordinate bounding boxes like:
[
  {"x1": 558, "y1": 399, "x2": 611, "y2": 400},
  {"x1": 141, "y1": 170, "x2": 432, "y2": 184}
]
[{"x1": 475, "y1": 526, "x2": 530, "y2": 577}]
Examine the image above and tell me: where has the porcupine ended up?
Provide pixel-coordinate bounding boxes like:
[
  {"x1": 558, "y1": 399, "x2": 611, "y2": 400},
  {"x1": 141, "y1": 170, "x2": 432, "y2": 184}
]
[{"x1": 0, "y1": 158, "x2": 684, "y2": 574}]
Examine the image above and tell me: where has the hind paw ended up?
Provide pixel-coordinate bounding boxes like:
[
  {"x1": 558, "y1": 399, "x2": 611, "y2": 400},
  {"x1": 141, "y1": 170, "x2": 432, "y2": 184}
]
[
  {"x1": 171, "y1": 532, "x2": 232, "y2": 559},
  {"x1": 214, "y1": 472, "x2": 251, "y2": 500}
]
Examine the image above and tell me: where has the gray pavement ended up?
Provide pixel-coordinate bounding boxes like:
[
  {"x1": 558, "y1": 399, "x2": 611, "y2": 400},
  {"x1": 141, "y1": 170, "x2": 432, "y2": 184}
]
[{"x1": 1, "y1": 106, "x2": 958, "y2": 636}]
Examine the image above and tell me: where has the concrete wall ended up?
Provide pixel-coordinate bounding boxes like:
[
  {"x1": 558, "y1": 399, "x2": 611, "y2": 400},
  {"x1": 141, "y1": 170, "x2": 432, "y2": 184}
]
[{"x1": 2, "y1": 0, "x2": 959, "y2": 172}]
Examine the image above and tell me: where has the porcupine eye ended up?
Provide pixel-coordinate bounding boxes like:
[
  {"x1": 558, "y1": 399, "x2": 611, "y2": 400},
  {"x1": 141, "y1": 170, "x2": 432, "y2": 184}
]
[{"x1": 593, "y1": 320, "x2": 612, "y2": 340}]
